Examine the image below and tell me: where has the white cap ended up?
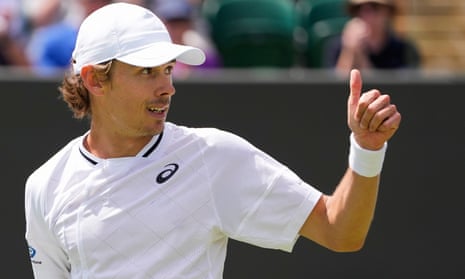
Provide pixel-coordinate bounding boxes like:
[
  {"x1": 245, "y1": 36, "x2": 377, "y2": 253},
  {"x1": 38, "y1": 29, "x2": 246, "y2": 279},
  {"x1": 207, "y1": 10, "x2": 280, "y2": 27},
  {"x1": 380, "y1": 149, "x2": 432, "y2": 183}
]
[{"x1": 72, "y1": 3, "x2": 206, "y2": 74}]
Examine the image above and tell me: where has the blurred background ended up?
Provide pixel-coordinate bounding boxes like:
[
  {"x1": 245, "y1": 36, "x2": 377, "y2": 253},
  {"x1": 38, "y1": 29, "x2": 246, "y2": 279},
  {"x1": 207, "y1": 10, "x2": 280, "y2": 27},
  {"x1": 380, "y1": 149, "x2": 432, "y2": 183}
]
[
  {"x1": 0, "y1": 0, "x2": 464, "y2": 76},
  {"x1": 393, "y1": 0, "x2": 465, "y2": 73}
]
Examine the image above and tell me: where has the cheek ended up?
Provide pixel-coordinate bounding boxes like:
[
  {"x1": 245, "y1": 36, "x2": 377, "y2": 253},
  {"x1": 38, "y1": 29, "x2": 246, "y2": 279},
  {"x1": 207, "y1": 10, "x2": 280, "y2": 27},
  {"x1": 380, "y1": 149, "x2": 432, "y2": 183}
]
[
  {"x1": 113, "y1": 92, "x2": 144, "y2": 115},
  {"x1": 105, "y1": 87, "x2": 140, "y2": 118},
  {"x1": 107, "y1": 74, "x2": 155, "y2": 114}
]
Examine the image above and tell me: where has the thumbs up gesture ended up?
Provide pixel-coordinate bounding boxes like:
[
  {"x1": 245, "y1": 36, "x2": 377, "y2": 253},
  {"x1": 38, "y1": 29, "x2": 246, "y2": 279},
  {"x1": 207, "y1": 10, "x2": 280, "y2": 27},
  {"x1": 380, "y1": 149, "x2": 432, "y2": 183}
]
[{"x1": 347, "y1": 69, "x2": 401, "y2": 150}]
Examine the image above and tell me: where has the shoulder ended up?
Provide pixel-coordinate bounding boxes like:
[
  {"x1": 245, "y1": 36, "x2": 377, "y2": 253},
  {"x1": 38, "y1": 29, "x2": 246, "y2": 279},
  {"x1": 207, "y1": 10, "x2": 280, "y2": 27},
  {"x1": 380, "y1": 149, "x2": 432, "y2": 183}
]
[
  {"x1": 26, "y1": 136, "x2": 82, "y2": 196},
  {"x1": 31, "y1": 22, "x2": 77, "y2": 48},
  {"x1": 386, "y1": 33, "x2": 418, "y2": 51},
  {"x1": 387, "y1": 33, "x2": 421, "y2": 66},
  {"x1": 163, "y1": 122, "x2": 261, "y2": 161},
  {"x1": 28, "y1": 22, "x2": 77, "y2": 68},
  {"x1": 165, "y1": 122, "x2": 252, "y2": 148},
  {"x1": 43, "y1": 22, "x2": 77, "y2": 39},
  {"x1": 25, "y1": 136, "x2": 83, "y2": 217}
]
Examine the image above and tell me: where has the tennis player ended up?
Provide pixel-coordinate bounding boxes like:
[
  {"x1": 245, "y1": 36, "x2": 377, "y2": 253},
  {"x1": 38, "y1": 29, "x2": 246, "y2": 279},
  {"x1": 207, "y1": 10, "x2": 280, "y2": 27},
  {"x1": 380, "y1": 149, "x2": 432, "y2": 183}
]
[{"x1": 25, "y1": 3, "x2": 401, "y2": 278}]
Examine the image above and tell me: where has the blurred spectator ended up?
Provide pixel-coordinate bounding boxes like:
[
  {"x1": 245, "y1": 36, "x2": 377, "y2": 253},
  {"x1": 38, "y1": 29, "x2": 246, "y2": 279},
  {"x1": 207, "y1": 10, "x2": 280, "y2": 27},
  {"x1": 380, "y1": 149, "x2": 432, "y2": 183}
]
[
  {"x1": 151, "y1": 0, "x2": 221, "y2": 77},
  {"x1": 21, "y1": 0, "x2": 64, "y2": 29},
  {"x1": 25, "y1": 0, "x2": 219, "y2": 76},
  {"x1": 324, "y1": 0, "x2": 421, "y2": 74},
  {"x1": 113, "y1": 0, "x2": 146, "y2": 6},
  {"x1": 0, "y1": 0, "x2": 29, "y2": 67},
  {"x1": 25, "y1": 0, "x2": 112, "y2": 76}
]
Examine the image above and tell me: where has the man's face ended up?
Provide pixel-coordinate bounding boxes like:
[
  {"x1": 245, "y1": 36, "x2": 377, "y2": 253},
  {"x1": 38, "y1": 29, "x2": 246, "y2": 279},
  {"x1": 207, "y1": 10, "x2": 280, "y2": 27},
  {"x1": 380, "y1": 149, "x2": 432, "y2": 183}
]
[
  {"x1": 94, "y1": 60, "x2": 176, "y2": 138},
  {"x1": 353, "y1": 3, "x2": 392, "y2": 30}
]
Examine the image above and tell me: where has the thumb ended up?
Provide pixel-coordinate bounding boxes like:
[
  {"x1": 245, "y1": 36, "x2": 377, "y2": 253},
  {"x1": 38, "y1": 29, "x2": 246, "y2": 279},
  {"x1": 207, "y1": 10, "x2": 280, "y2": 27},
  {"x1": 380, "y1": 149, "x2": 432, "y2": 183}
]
[{"x1": 348, "y1": 69, "x2": 362, "y2": 115}]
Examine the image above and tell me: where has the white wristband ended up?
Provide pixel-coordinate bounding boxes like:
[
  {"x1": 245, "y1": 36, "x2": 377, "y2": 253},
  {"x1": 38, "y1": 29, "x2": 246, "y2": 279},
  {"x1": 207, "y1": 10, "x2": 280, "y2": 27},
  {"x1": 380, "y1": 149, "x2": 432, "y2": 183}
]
[{"x1": 348, "y1": 133, "x2": 387, "y2": 177}]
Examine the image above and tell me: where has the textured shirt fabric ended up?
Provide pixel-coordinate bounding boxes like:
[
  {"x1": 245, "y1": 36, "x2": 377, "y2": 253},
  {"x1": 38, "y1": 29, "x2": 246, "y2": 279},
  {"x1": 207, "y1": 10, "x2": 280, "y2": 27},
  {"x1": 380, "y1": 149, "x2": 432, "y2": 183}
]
[{"x1": 25, "y1": 122, "x2": 322, "y2": 279}]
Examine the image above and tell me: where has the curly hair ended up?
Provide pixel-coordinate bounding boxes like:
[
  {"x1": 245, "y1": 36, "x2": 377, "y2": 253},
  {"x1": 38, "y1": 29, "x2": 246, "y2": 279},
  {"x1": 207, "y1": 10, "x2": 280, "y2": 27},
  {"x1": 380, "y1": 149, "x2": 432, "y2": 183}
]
[{"x1": 58, "y1": 60, "x2": 113, "y2": 119}]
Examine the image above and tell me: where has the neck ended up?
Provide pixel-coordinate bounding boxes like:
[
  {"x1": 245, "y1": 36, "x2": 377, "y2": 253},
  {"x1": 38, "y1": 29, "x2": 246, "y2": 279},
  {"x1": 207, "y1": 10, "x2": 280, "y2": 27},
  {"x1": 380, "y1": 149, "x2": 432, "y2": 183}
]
[
  {"x1": 367, "y1": 29, "x2": 389, "y2": 53},
  {"x1": 84, "y1": 128, "x2": 155, "y2": 159}
]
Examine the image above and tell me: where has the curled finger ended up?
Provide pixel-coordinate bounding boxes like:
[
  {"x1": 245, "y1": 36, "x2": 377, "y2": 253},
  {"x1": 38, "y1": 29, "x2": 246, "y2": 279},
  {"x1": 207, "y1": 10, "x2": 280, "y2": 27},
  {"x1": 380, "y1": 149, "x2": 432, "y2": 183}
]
[
  {"x1": 377, "y1": 108, "x2": 402, "y2": 133},
  {"x1": 368, "y1": 104, "x2": 397, "y2": 132}
]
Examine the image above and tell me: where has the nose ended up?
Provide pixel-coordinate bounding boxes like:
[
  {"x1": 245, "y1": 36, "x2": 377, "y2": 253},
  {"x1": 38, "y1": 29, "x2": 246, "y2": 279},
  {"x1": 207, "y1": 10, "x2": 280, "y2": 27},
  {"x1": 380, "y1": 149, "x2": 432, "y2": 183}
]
[{"x1": 156, "y1": 75, "x2": 176, "y2": 97}]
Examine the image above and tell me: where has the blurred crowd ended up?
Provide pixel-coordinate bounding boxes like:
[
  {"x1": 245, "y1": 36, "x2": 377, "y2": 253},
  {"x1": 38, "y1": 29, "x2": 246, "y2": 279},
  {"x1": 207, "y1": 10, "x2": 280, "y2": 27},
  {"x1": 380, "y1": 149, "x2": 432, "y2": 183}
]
[{"x1": 0, "y1": 0, "x2": 421, "y2": 78}]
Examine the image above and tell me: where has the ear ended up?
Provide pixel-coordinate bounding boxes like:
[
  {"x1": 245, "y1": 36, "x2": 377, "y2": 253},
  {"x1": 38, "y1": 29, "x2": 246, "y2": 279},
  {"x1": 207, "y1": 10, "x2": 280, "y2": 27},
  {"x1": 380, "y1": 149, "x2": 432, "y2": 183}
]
[{"x1": 80, "y1": 65, "x2": 105, "y2": 96}]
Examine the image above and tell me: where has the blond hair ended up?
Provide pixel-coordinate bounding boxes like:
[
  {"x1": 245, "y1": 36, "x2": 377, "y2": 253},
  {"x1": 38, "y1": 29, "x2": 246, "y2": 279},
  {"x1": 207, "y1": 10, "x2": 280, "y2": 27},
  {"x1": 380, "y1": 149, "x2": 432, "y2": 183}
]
[{"x1": 58, "y1": 60, "x2": 113, "y2": 119}]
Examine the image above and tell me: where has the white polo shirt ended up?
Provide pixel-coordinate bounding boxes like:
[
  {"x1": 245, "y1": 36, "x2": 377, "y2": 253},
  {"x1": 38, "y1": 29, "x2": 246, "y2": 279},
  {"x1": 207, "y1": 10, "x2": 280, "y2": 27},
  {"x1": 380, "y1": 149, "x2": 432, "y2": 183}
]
[{"x1": 25, "y1": 122, "x2": 322, "y2": 279}]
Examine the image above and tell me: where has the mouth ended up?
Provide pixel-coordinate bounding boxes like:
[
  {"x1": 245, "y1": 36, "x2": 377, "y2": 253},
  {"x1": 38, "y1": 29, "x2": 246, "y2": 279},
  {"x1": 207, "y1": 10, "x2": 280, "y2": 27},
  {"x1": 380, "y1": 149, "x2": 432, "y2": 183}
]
[
  {"x1": 147, "y1": 98, "x2": 170, "y2": 116},
  {"x1": 147, "y1": 106, "x2": 166, "y2": 113},
  {"x1": 147, "y1": 104, "x2": 170, "y2": 119}
]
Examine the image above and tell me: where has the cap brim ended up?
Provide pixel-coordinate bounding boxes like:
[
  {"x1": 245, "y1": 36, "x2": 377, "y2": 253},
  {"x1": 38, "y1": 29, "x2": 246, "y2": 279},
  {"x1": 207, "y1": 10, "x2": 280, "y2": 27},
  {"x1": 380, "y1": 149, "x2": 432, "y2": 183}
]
[{"x1": 117, "y1": 42, "x2": 206, "y2": 68}]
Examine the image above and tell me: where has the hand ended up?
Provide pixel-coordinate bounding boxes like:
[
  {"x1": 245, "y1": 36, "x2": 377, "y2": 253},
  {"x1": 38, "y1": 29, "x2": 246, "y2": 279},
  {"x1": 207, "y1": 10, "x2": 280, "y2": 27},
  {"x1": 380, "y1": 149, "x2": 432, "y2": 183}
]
[
  {"x1": 347, "y1": 69, "x2": 401, "y2": 150},
  {"x1": 341, "y1": 18, "x2": 369, "y2": 51}
]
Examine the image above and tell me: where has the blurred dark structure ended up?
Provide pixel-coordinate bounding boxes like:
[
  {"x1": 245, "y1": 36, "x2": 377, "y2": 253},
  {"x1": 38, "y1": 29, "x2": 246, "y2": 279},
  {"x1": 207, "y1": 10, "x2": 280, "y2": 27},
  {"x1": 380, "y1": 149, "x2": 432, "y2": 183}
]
[{"x1": 2, "y1": 69, "x2": 464, "y2": 278}]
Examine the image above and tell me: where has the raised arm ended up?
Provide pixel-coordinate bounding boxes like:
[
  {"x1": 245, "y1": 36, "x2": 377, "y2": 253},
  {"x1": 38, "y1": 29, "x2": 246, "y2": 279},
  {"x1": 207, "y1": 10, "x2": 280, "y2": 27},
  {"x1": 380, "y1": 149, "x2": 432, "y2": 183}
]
[{"x1": 299, "y1": 69, "x2": 401, "y2": 252}]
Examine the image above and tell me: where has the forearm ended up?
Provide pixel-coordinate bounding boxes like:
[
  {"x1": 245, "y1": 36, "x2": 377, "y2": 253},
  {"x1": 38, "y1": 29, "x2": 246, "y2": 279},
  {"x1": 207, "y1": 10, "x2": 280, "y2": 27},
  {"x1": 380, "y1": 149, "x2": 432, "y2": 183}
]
[
  {"x1": 335, "y1": 48, "x2": 356, "y2": 72},
  {"x1": 335, "y1": 48, "x2": 372, "y2": 73},
  {"x1": 325, "y1": 168, "x2": 379, "y2": 250},
  {"x1": 300, "y1": 134, "x2": 386, "y2": 251},
  {"x1": 322, "y1": 133, "x2": 386, "y2": 250}
]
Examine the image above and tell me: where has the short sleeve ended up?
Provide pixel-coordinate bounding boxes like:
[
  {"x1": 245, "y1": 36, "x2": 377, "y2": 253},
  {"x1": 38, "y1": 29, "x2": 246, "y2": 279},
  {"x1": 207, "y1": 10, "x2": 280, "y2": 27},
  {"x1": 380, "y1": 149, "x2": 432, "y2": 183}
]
[
  {"x1": 25, "y1": 174, "x2": 71, "y2": 279},
  {"x1": 205, "y1": 130, "x2": 322, "y2": 252}
]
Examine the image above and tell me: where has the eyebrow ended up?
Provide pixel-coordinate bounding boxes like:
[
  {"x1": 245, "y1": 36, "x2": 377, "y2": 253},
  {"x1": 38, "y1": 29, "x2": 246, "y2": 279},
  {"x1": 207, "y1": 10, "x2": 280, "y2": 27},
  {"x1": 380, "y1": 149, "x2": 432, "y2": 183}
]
[{"x1": 148, "y1": 60, "x2": 176, "y2": 68}]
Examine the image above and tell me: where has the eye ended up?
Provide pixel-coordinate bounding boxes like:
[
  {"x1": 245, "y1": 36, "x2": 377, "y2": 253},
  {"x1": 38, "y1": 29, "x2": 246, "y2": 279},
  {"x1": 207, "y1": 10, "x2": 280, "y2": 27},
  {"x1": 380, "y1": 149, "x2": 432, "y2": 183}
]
[
  {"x1": 164, "y1": 65, "x2": 174, "y2": 75},
  {"x1": 142, "y1": 67, "x2": 156, "y2": 75},
  {"x1": 141, "y1": 67, "x2": 154, "y2": 75}
]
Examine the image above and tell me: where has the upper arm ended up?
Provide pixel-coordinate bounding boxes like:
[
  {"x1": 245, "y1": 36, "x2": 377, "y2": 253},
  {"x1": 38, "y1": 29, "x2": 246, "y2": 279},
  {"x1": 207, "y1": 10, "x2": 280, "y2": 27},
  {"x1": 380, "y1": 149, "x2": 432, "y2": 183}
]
[
  {"x1": 25, "y1": 178, "x2": 71, "y2": 278},
  {"x1": 298, "y1": 194, "x2": 334, "y2": 250},
  {"x1": 27, "y1": 236, "x2": 71, "y2": 279}
]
